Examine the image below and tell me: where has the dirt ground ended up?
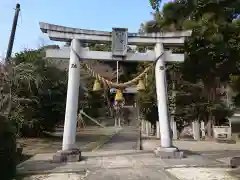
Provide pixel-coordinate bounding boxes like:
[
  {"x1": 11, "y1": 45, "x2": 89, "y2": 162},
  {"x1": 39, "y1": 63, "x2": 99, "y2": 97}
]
[{"x1": 17, "y1": 127, "x2": 118, "y2": 158}]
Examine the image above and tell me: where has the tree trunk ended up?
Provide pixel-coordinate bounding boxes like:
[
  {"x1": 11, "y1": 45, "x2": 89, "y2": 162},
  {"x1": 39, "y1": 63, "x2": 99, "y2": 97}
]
[
  {"x1": 103, "y1": 83, "x2": 114, "y2": 117},
  {"x1": 206, "y1": 113, "x2": 213, "y2": 137},
  {"x1": 206, "y1": 85, "x2": 217, "y2": 138}
]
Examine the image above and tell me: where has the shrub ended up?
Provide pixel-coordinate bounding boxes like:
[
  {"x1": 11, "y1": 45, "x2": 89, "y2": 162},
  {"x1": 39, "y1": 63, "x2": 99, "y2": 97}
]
[
  {"x1": 0, "y1": 117, "x2": 17, "y2": 180},
  {"x1": 1, "y1": 62, "x2": 17, "y2": 180}
]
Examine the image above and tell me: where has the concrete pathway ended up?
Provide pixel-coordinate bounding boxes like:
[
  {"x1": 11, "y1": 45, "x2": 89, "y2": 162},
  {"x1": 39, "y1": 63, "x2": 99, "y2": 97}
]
[
  {"x1": 17, "y1": 150, "x2": 237, "y2": 180},
  {"x1": 142, "y1": 138, "x2": 240, "y2": 179},
  {"x1": 142, "y1": 139, "x2": 240, "y2": 161},
  {"x1": 17, "y1": 131, "x2": 240, "y2": 179},
  {"x1": 142, "y1": 138, "x2": 240, "y2": 152},
  {"x1": 97, "y1": 126, "x2": 139, "y2": 151}
]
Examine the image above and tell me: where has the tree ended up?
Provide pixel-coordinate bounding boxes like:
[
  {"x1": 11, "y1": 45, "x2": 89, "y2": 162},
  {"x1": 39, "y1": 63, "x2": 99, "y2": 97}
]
[
  {"x1": 180, "y1": 1, "x2": 240, "y2": 136},
  {"x1": 229, "y1": 75, "x2": 240, "y2": 107},
  {"x1": 138, "y1": 0, "x2": 240, "y2": 137},
  {"x1": 149, "y1": 0, "x2": 162, "y2": 11},
  {"x1": 136, "y1": 63, "x2": 157, "y2": 125}
]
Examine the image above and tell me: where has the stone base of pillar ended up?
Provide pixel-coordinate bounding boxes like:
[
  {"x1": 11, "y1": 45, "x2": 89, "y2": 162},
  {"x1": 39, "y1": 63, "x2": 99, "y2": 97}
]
[
  {"x1": 230, "y1": 157, "x2": 240, "y2": 168},
  {"x1": 153, "y1": 146, "x2": 185, "y2": 159},
  {"x1": 52, "y1": 148, "x2": 81, "y2": 163}
]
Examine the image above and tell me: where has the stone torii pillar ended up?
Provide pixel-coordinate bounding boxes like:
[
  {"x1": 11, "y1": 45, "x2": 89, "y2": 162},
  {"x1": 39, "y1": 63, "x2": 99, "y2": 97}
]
[
  {"x1": 155, "y1": 43, "x2": 172, "y2": 148},
  {"x1": 39, "y1": 22, "x2": 191, "y2": 160},
  {"x1": 62, "y1": 39, "x2": 81, "y2": 151}
]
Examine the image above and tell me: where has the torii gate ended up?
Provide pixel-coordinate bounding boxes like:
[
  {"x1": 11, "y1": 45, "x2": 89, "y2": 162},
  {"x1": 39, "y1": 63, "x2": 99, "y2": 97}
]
[{"x1": 40, "y1": 22, "x2": 191, "y2": 160}]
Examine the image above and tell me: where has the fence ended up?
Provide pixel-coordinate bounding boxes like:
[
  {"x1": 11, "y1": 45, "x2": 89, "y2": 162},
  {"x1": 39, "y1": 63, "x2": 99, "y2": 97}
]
[{"x1": 141, "y1": 120, "x2": 207, "y2": 140}]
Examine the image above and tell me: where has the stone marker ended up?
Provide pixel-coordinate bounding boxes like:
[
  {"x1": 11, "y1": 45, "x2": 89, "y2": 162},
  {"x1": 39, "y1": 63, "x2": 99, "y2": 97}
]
[
  {"x1": 52, "y1": 148, "x2": 81, "y2": 163},
  {"x1": 230, "y1": 157, "x2": 240, "y2": 168},
  {"x1": 154, "y1": 147, "x2": 184, "y2": 159}
]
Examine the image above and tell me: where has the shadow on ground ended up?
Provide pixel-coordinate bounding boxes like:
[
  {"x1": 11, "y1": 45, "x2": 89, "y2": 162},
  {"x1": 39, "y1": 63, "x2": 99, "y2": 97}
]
[{"x1": 17, "y1": 154, "x2": 33, "y2": 165}]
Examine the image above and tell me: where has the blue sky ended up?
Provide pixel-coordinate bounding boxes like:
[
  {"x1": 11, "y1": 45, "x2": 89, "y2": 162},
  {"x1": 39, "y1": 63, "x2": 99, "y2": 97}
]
[{"x1": 0, "y1": 0, "x2": 168, "y2": 56}]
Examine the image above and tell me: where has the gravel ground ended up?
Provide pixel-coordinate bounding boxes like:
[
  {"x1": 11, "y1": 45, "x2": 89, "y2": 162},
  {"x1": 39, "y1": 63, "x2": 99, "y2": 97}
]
[{"x1": 167, "y1": 167, "x2": 238, "y2": 180}]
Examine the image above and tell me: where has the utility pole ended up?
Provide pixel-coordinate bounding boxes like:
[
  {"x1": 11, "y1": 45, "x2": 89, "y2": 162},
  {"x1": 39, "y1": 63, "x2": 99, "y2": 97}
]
[{"x1": 5, "y1": 3, "x2": 20, "y2": 62}]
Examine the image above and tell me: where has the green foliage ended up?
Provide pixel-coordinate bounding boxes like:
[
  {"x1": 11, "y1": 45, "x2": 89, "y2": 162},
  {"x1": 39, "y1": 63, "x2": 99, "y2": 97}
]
[
  {"x1": 230, "y1": 75, "x2": 240, "y2": 106},
  {"x1": 149, "y1": 0, "x2": 162, "y2": 11},
  {"x1": 0, "y1": 118, "x2": 16, "y2": 180},
  {"x1": 6, "y1": 48, "x2": 68, "y2": 137},
  {"x1": 233, "y1": 93, "x2": 240, "y2": 106},
  {"x1": 0, "y1": 64, "x2": 17, "y2": 180},
  {"x1": 136, "y1": 63, "x2": 157, "y2": 124},
  {"x1": 177, "y1": 1, "x2": 240, "y2": 134},
  {"x1": 138, "y1": 0, "x2": 240, "y2": 134},
  {"x1": 229, "y1": 75, "x2": 240, "y2": 92}
]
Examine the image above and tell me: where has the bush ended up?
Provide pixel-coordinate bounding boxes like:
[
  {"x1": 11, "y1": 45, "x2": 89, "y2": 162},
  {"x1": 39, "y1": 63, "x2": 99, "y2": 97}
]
[
  {"x1": 7, "y1": 49, "x2": 68, "y2": 137},
  {"x1": 0, "y1": 117, "x2": 17, "y2": 180}
]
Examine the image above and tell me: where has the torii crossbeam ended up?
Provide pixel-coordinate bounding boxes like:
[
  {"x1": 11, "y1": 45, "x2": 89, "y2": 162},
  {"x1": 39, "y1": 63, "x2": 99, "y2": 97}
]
[{"x1": 40, "y1": 22, "x2": 191, "y2": 161}]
